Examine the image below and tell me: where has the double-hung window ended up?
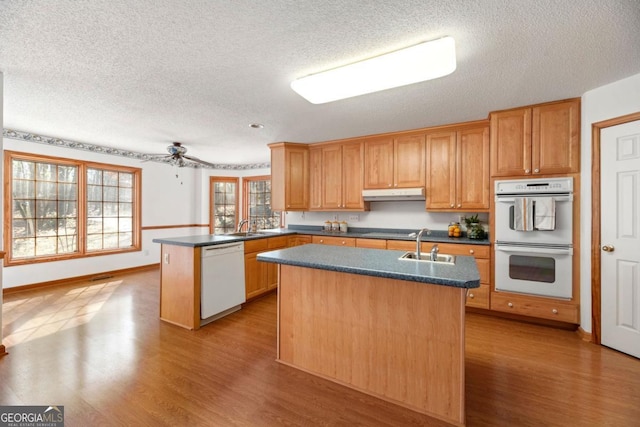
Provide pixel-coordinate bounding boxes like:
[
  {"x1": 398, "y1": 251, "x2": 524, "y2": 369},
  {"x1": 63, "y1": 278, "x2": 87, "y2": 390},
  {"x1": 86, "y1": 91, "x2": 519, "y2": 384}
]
[{"x1": 5, "y1": 151, "x2": 141, "y2": 265}]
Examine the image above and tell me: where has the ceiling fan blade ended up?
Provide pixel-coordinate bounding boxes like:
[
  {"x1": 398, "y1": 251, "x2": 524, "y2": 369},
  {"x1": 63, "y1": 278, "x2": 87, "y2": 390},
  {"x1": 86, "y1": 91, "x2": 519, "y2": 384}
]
[{"x1": 182, "y1": 155, "x2": 217, "y2": 168}]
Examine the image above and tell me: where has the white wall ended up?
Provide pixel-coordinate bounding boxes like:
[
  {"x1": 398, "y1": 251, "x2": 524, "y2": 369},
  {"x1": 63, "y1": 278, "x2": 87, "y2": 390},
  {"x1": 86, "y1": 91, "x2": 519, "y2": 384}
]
[
  {"x1": 580, "y1": 72, "x2": 640, "y2": 332},
  {"x1": 1, "y1": 72, "x2": 4, "y2": 344}
]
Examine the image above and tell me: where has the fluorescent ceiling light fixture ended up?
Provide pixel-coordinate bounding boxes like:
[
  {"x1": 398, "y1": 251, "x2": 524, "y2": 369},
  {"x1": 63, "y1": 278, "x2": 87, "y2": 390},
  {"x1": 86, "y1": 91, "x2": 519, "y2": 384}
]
[{"x1": 291, "y1": 36, "x2": 456, "y2": 104}]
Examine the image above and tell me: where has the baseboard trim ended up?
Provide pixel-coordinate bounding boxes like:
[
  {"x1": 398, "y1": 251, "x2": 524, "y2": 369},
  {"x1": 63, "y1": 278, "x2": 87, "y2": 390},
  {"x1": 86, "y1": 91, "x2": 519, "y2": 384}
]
[
  {"x1": 3, "y1": 264, "x2": 160, "y2": 295},
  {"x1": 577, "y1": 327, "x2": 593, "y2": 342}
]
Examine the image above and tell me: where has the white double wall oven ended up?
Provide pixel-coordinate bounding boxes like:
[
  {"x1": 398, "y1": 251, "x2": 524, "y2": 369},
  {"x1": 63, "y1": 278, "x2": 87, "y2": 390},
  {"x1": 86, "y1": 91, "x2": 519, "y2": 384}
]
[{"x1": 494, "y1": 177, "x2": 574, "y2": 299}]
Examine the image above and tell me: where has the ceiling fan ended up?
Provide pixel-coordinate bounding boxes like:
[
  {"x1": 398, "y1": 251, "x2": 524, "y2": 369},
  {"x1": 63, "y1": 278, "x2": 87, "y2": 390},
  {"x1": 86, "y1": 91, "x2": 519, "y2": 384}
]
[{"x1": 144, "y1": 142, "x2": 216, "y2": 168}]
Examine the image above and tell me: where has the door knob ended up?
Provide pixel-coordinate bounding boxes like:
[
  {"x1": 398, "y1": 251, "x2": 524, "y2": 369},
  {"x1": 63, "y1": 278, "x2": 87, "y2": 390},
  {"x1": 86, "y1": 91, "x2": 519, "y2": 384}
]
[{"x1": 602, "y1": 245, "x2": 615, "y2": 252}]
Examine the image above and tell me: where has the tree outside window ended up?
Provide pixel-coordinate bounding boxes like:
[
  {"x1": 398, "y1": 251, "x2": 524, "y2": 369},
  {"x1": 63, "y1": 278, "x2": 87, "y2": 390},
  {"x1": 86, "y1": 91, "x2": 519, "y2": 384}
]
[
  {"x1": 243, "y1": 176, "x2": 281, "y2": 230},
  {"x1": 210, "y1": 177, "x2": 238, "y2": 234}
]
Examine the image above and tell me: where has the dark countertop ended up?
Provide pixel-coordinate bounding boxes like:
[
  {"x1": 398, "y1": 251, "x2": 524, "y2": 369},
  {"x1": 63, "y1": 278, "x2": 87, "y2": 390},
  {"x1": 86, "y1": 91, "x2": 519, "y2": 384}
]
[
  {"x1": 152, "y1": 226, "x2": 490, "y2": 248},
  {"x1": 257, "y1": 244, "x2": 480, "y2": 289}
]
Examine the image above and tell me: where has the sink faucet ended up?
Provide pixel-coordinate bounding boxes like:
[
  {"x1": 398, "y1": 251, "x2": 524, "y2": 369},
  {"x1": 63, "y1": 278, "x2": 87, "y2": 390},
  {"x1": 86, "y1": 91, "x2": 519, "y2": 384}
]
[
  {"x1": 430, "y1": 244, "x2": 439, "y2": 261},
  {"x1": 237, "y1": 219, "x2": 249, "y2": 233},
  {"x1": 414, "y1": 228, "x2": 430, "y2": 259}
]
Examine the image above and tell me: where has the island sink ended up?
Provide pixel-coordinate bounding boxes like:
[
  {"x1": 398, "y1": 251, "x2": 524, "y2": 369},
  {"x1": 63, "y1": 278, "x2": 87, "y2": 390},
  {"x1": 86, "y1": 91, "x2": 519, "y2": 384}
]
[
  {"x1": 399, "y1": 251, "x2": 456, "y2": 264},
  {"x1": 225, "y1": 231, "x2": 268, "y2": 237}
]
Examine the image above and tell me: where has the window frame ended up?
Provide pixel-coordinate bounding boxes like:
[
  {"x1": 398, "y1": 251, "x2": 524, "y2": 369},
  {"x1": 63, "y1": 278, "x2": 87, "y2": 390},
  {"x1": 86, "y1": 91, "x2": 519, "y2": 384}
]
[
  {"x1": 209, "y1": 176, "x2": 239, "y2": 234},
  {"x1": 242, "y1": 175, "x2": 282, "y2": 230},
  {"x1": 4, "y1": 151, "x2": 142, "y2": 266}
]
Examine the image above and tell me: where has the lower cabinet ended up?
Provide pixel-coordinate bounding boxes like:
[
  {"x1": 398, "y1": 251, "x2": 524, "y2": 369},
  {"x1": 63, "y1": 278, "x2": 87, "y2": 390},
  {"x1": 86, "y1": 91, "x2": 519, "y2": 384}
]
[
  {"x1": 490, "y1": 291, "x2": 579, "y2": 323},
  {"x1": 288, "y1": 235, "x2": 312, "y2": 247},
  {"x1": 312, "y1": 236, "x2": 356, "y2": 246},
  {"x1": 245, "y1": 236, "x2": 288, "y2": 300}
]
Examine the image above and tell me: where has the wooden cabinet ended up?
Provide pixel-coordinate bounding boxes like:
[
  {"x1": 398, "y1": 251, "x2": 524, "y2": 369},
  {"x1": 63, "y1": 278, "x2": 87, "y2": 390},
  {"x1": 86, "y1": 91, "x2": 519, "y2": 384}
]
[
  {"x1": 490, "y1": 292, "x2": 579, "y2": 323},
  {"x1": 309, "y1": 142, "x2": 368, "y2": 211},
  {"x1": 269, "y1": 142, "x2": 309, "y2": 211},
  {"x1": 355, "y1": 238, "x2": 387, "y2": 249},
  {"x1": 490, "y1": 99, "x2": 580, "y2": 177},
  {"x1": 426, "y1": 124, "x2": 490, "y2": 211},
  {"x1": 245, "y1": 236, "x2": 287, "y2": 300},
  {"x1": 288, "y1": 235, "x2": 312, "y2": 247},
  {"x1": 363, "y1": 134, "x2": 425, "y2": 189},
  {"x1": 311, "y1": 236, "x2": 356, "y2": 246}
]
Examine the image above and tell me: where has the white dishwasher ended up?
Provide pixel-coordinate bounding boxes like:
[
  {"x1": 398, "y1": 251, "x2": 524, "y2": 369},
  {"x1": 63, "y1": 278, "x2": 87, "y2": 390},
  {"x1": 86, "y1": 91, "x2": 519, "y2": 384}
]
[{"x1": 200, "y1": 242, "x2": 246, "y2": 324}]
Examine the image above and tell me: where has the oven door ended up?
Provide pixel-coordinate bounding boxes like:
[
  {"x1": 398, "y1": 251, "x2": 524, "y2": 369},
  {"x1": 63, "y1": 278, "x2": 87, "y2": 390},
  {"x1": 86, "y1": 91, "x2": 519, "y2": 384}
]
[
  {"x1": 494, "y1": 244, "x2": 573, "y2": 299},
  {"x1": 494, "y1": 194, "x2": 573, "y2": 245}
]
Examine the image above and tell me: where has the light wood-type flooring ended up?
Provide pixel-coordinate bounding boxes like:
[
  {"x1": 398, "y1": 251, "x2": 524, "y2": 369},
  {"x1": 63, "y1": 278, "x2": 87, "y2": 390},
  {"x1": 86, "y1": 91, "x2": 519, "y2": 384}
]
[{"x1": 1, "y1": 268, "x2": 639, "y2": 426}]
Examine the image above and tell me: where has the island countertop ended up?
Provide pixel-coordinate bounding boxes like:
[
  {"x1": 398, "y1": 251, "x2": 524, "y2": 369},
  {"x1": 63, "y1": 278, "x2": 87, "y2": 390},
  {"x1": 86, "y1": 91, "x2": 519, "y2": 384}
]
[{"x1": 257, "y1": 243, "x2": 480, "y2": 289}]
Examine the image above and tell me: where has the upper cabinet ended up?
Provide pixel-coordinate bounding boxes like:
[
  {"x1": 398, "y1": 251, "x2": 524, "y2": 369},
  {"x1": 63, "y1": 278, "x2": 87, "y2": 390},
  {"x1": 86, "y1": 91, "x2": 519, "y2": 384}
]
[
  {"x1": 426, "y1": 124, "x2": 490, "y2": 211},
  {"x1": 364, "y1": 134, "x2": 426, "y2": 189},
  {"x1": 490, "y1": 99, "x2": 580, "y2": 177},
  {"x1": 309, "y1": 141, "x2": 368, "y2": 211},
  {"x1": 269, "y1": 142, "x2": 309, "y2": 211}
]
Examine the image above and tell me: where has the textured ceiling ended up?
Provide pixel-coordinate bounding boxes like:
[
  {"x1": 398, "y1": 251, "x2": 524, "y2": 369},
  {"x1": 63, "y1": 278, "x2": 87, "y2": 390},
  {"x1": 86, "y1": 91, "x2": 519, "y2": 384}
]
[{"x1": 1, "y1": 0, "x2": 639, "y2": 166}]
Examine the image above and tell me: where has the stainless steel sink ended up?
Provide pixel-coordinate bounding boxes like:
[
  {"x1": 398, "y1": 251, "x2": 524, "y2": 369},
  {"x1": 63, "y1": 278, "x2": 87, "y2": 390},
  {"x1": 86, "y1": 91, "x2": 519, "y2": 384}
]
[
  {"x1": 225, "y1": 232, "x2": 267, "y2": 237},
  {"x1": 399, "y1": 252, "x2": 456, "y2": 264}
]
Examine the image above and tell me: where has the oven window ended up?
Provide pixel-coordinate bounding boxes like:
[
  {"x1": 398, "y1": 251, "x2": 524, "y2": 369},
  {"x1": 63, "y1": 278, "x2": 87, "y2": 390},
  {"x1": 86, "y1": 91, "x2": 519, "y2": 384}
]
[{"x1": 509, "y1": 255, "x2": 555, "y2": 283}]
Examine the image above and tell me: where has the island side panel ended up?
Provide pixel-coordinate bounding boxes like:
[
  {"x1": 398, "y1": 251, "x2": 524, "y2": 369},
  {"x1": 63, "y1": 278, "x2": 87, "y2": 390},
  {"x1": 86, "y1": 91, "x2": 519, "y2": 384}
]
[
  {"x1": 277, "y1": 264, "x2": 466, "y2": 425},
  {"x1": 159, "y1": 244, "x2": 201, "y2": 330}
]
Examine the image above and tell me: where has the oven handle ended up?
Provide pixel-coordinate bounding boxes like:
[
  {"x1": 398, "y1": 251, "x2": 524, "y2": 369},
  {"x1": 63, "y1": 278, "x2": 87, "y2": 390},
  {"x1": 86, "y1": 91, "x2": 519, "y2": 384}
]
[
  {"x1": 495, "y1": 195, "x2": 573, "y2": 203},
  {"x1": 495, "y1": 245, "x2": 573, "y2": 255}
]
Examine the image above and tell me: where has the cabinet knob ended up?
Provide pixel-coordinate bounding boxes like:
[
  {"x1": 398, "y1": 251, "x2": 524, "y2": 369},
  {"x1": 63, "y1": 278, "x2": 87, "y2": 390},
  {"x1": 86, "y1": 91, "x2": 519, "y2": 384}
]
[
  {"x1": 287, "y1": 205, "x2": 291, "y2": 208},
  {"x1": 457, "y1": 204, "x2": 461, "y2": 208},
  {"x1": 534, "y1": 168, "x2": 540, "y2": 173},
  {"x1": 341, "y1": 241, "x2": 346, "y2": 245},
  {"x1": 552, "y1": 309, "x2": 558, "y2": 314},
  {"x1": 507, "y1": 302, "x2": 514, "y2": 308},
  {"x1": 388, "y1": 183, "x2": 392, "y2": 187},
  {"x1": 450, "y1": 204, "x2": 454, "y2": 208},
  {"x1": 394, "y1": 184, "x2": 398, "y2": 187},
  {"x1": 320, "y1": 239, "x2": 324, "y2": 243},
  {"x1": 469, "y1": 293, "x2": 475, "y2": 299},
  {"x1": 469, "y1": 249, "x2": 474, "y2": 254},
  {"x1": 525, "y1": 169, "x2": 530, "y2": 174}
]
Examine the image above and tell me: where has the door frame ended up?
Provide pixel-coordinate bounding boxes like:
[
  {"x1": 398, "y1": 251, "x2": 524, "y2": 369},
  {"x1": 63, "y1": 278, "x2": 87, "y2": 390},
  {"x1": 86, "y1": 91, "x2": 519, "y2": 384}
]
[{"x1": 591, "y1": 111, "x2": 640, "y2": 344}]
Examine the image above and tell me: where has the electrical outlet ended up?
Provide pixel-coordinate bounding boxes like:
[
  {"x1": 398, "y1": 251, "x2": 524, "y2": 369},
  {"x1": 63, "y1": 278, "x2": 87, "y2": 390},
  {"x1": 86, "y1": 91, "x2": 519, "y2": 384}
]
[
  {"x1": 332, "y1": 214, "x2": 339, "y2": 221},
  {"x1": 348, "y1": 214, "x2": 360, "y2": 222},
  {"x1": 300, "y1": 211, "x2": 305, "y2": 219},
  {"x1": 458, "y1": 215, "x2": 466, "y2": 224}
]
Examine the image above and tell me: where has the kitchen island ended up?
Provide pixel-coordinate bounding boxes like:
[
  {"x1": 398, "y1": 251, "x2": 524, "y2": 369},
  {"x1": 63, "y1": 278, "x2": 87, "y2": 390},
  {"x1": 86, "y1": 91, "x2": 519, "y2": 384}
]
[{"x1": 258, "y1": 244, "x2": 479, "y2": 426}]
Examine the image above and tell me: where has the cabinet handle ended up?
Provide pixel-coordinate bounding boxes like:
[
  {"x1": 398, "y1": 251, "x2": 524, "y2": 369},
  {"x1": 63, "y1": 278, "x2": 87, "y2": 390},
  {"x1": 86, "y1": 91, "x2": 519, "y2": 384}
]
[
  {"x1": 388, "y1": 183, "x2": 392, "y2": 187},
  {"x1": 394, "y1": 184, "x2": 398, "y2": 187},
  {"x1": 507, "y1": 302, "x2": 514, "y2": 308},
  {"x1": 457, "y1": 204, "x2": 461, "y2": 208},
  {"x1": 469, "y1": 293, "x2": 475, "y2": 299},
  {"x1": 552, "y1": 309, "x2": 558, "y2": 314},
  {"x1": 469, "y1": 249, "x2": 474, "y2": 254},
  {"x1": 341, "y1": 241, "x2": 346, "y2": 245},
  {"x1": 450, "y1": 204, "x2": 454, "y2": 208},
  {"x1": 534, "y1": 168, "x2": 540, "y2": 173},
  {"x1": 319, "y1": 239, "x2": 324, "y2": 243},
  {"x1": 525, "y1": 169, "x2": 530, "y2": 174}
]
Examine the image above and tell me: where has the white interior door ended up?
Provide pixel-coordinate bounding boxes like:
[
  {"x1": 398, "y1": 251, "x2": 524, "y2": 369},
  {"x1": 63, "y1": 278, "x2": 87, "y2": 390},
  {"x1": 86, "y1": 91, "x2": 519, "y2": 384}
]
[{"x1": 601, "y1": 120, "x2": 640, "y2": 358}]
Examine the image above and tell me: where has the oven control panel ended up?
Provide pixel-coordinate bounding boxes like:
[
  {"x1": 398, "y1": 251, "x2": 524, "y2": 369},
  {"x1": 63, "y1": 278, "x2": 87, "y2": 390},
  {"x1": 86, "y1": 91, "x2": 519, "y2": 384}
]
[{"x1": 495, "y1": 177, "x2": 573, "y2": 194}]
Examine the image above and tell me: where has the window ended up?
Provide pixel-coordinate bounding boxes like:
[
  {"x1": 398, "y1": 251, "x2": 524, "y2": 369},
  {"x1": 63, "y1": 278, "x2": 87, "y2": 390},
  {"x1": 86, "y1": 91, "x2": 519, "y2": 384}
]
[
  {"x1": 243, "y1": 176, "x2": 281, "y2": 230},
  {"x1": 210, "y1": 177, "x2": 238, "y2": 234},
  {"x1": 5, "y1": 151, "x2": 141, "y2": 265}
]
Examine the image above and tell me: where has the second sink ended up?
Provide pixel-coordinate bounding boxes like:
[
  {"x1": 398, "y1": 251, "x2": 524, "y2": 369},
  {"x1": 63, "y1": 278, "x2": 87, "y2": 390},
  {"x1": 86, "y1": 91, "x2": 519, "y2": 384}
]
[{"x1": 399, "y1": 252, "x2": 456, "y2": 264}]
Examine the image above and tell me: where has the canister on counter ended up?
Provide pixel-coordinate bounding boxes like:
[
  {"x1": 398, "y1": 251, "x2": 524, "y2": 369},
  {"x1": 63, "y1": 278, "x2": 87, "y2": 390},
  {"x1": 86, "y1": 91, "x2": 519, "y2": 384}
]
[
  {"x1": 339, "y1": 221, "x2": 348, "y2": 233},
  {"x1": 331, "y1": 221, "x2": 340, "y2": 232},
  {"x1": 324, "y1": 221, "x2": 332, "y2": 231}
]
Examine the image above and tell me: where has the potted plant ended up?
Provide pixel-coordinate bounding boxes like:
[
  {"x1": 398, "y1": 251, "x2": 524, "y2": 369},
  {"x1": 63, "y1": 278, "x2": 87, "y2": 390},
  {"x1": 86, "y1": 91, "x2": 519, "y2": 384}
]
[{"x1": 464, "y1": 214, "x2": 485, "y2": 239}]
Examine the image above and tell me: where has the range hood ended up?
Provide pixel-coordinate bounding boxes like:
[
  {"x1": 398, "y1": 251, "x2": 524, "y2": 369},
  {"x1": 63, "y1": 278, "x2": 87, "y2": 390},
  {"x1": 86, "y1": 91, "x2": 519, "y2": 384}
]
[{"x1": 362, "y1": 187, "x2": 426, "y2": 201}]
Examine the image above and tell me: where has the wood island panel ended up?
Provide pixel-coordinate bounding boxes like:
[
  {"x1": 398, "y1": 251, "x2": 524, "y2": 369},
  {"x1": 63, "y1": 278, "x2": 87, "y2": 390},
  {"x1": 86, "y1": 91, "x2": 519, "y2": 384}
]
[
  {"x1": 277, "y1": 265, "x2": 466, "y2": 425},
  {"x1": 159, "y1": 244, "x2": 200, "y2": 330}
]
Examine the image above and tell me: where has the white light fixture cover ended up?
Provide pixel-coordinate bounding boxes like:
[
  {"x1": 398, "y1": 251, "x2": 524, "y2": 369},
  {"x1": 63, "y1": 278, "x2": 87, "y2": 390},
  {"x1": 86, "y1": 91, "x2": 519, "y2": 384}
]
[{"x1": 291, "y1": 36, "x2": 456, "y2": 104}]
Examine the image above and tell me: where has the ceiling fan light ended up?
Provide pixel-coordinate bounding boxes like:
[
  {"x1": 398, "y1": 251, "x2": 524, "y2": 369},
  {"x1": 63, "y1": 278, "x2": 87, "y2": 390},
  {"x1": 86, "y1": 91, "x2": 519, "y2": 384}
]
[{"x1": 291, "y1": 36, "x2": 456, "y2": 104}]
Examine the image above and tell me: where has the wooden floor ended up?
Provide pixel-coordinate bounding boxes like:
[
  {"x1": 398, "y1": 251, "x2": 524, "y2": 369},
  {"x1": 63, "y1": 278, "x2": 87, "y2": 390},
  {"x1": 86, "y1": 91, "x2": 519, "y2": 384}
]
[{"x1": 1, "y1": 268, "x2": 639, "y2": 426}]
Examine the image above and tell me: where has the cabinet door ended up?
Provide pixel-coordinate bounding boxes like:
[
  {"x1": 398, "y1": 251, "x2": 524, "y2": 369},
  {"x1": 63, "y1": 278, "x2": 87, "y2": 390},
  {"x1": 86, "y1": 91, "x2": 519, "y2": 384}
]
[
  {"x1": 394, "y1": 134, "x2": 426, "y2": 188},
  {"x1": 363, "y1": 137, "x2": 394, "y2": 189},
  {"x1": 321, "y1": 145, "x2": 343, "y2": 209},
  {"x1": 308, "y1": 147, "x2": 323, "y2": 210},
  {"x1": 456, "y1": 126, "x2": 490, "y2": 210},
  {"x1": 532, "y1": 100, "x2": 580, "y2": 174},
  {"x1": 285, "y1": 147, "x2": 309, "y2": 210},
  {"x1": 490, "y1": 108, "x2": 532, "y2": 177},
  {"x1": 245, "y1": 252, "x2": 267, "y2": 299},
  {"x1": 426, "y1": 131, "x2": 457, "y2": 209},
  {"x1": 342, "y1": 142, "x2": 365, "y2": 209}
]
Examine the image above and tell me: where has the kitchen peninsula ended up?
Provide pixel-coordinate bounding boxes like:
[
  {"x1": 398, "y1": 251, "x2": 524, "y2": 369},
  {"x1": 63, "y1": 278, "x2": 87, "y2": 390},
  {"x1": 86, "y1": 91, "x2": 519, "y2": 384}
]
[{"x1": 258, "y1": 244, "x2": 480, "y2": 426}]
